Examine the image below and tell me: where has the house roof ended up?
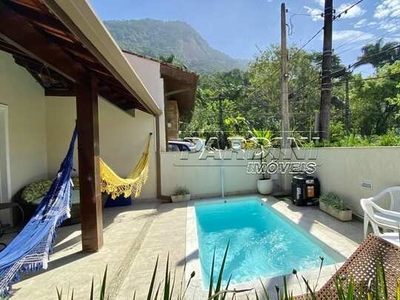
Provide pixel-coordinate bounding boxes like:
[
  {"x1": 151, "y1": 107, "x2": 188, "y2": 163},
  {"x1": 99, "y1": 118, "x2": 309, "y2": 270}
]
[
  {"x1": 0, "y1": 0, "x2": 162, "y2": 116},
  {"x1": 123, "y1": 50, "x2": 199, "y2": 121}
]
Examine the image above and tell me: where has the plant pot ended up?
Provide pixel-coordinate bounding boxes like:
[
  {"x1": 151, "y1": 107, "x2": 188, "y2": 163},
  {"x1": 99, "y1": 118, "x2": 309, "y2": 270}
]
[
  {"x1": 257, "y1": 178, "x2": 273, "y2": 195},
  {"x1": 319, "y1": 202, "x2": 352, "y2": 221},
  {"x1": 171, "y1": 194, "x2": 191, "y2": 203},
  {"x1": 319, "y1": 201, "x2": 328, "y2": 212}
]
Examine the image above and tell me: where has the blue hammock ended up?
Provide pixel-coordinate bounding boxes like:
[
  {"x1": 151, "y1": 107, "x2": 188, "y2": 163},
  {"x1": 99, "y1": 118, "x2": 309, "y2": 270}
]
[{"x1": 0, "y1": 129, "x2": 77, "y2": 297}]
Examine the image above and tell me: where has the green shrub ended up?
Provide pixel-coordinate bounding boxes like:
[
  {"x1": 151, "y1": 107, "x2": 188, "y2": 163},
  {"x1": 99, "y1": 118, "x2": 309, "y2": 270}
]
[
  {"x1": 378, "y1": 129, "x2": 400, "y2": 146},
  {"x1": 172, "y1": 186, "x2": 190, "y2": 196},
  {"x1": 320, "y1": 192, "x2": 349, "y2": 211}
]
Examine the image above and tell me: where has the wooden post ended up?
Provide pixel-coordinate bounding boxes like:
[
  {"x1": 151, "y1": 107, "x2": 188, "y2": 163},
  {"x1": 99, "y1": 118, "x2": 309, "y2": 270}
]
[{"x1": 76, "y1": 73, "x2": 103, "y2": 252}]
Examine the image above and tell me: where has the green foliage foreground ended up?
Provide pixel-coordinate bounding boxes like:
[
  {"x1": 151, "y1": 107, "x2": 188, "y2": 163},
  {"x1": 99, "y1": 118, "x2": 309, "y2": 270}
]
[{"x1": 56, "y1": 244, "x2": 400, "y2": 300}]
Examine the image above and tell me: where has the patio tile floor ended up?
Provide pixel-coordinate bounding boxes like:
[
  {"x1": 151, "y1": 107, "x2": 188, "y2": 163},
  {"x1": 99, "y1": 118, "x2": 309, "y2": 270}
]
[{"x1": 0, "y1": 196, "x2": 363, "y2": 299}]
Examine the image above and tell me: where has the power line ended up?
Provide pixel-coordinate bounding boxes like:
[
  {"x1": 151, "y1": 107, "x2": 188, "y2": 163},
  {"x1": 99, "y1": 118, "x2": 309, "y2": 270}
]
[
  {"x1": 333, "y1": 0, "x2": 365, "y2": 20},
  {"x1": 348, "y1": 44, "x2": 400, "y2": 69},
  {"x1": 287, "y1": 0, "x2": 365, "y2": 64},
  {"x1": 334, "y1": 17, "x2": 400, "y2": 54},
  {"x1": 357, "y1": 71, "x2": 400, "y2": 81},
  {"x1": 290, "y1": 28, "x2": 324, "y2": 59},
  {"x1": 335, "y1": 32, "x2": 391, "y2": 55},
  {"x1": 328, "y1": 43, "x2": 400, "y2": 76}
]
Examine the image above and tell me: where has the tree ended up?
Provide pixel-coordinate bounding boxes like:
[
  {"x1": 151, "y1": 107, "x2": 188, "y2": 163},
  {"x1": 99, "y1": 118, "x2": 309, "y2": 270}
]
[
  {"x1": 159, "y1": 54, "x2": 188, "y2": 69},
  {"x1": 246, "y1": 46, "x2": 344, "y2": 136},
  {"x1": 351, "y1": 61, "x2": 400, "y2": 135},
  {"x1": 355, "y1": 39, "x2": 400, "y2": 70},
  {"x1": 185, "y1": 46, "x2": 346, "y2": 142},
  {"x1": 180, "y1": 69, "x2": 249, "y2": 142}
]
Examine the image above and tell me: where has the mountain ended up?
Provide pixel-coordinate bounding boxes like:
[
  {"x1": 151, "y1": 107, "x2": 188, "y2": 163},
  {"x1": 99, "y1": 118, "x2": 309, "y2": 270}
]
[{"x1": 104, "y1": 19, "x2": 248, "y2": 74}]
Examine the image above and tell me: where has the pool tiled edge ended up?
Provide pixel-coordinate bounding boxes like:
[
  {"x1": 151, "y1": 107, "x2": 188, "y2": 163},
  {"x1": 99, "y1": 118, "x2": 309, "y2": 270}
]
[
  {"x1": 185, "y1": 201, "x2": 202, "y2": 289},
  {"x1": 185, "y1": 195, "x2": 361, "y2": 298}
]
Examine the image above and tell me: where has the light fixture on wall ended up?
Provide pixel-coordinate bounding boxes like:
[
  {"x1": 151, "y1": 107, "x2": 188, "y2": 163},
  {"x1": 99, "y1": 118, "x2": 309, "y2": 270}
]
[{"x1": 167, "y1": 122, "x2": 172, "y2": 128}]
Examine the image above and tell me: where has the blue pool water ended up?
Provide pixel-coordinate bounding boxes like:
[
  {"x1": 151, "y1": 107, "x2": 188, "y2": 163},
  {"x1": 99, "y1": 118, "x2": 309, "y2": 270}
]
[{"x1": 195, "y1": 198, "x2": 340, "y2": 286}]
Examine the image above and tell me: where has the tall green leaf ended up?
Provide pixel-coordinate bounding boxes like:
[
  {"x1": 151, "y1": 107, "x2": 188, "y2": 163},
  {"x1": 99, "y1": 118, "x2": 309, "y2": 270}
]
[
  {"x1": 215, "y1": 242, "x2": 230, "y2": 297},
  {"x1": 208, "y1": 249, "x2": 216, "y2": 299},
  {"x1": 147, "y1": 256, "x2": 159, "y2": 300}
]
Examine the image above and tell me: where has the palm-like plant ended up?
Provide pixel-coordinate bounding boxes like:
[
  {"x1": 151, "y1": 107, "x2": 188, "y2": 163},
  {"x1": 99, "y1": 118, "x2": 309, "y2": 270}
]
[{"x1": 355, "y1": 39, "x2": 400, "y2": 70}]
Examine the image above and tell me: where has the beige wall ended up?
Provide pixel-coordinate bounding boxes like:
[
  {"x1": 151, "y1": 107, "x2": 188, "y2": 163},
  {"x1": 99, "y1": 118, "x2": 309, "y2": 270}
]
[
  {"x1": 160, "y1": 151, "x2": 259, "y2": 198},
  {"x1": 161, "y1": 146, "x2": 400, "y2": 217},
  {"x1": 0, "y1": 51, "x2": 48, "y2": 204},
  {"x1": 314, "y1": 147, "x2": 400, "y2": 217},
  {"x1": 45, "y1": 97, "x2": 157, "y2": 199},
  {"x1": 0, "y1": 50, "x2": 161, "y2": 224},
  {"x1": 124, "y1": 53, "x2": 167, "y2": 151}
]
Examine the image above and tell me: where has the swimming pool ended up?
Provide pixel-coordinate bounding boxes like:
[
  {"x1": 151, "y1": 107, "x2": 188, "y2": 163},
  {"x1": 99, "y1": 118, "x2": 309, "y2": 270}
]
[{"x1": 195, "y1": 197, "x2": 342, "y2": 286}]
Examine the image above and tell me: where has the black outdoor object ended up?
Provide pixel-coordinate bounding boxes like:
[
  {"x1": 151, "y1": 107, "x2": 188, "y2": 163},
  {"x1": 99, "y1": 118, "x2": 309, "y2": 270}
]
[{"x1": 291, "y1": 174, "x2": 320, "y2": 206}]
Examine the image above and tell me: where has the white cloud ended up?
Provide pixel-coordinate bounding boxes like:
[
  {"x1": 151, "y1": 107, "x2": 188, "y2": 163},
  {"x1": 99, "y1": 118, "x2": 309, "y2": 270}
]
[
  {"x1": 305, "y1": 1, "x2": 365, "y2": 22},
  {"x1": 332, "y1": 30, "x2": 374, "y2": 42},
  {"x1": 354, "y1": 19, "x2": 367, "y2": 28},
  {"x1": 374, "y1": 0, "x2": 400, "y2": 19},
  {"x1": 379, "y1": 22, "x2": 400, "y2": 33},
  {"x1": 304, "y1": 6, "x2": 323, "y2": 21},
  {"x1": 336, "y1": 3, "x2": 366, "y2": 19}
]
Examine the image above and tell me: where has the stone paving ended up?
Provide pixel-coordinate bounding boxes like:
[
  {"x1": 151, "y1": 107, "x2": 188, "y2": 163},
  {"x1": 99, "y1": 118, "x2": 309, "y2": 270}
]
[{"x1": 0, "y1": 196, "x2": 363, "y2": 299}]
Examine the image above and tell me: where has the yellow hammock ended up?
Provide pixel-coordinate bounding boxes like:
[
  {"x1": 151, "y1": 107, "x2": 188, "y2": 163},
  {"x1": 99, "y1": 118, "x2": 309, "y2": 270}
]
[{"x1": 99, "y1": 134, "x2": 152, "y2": 199}]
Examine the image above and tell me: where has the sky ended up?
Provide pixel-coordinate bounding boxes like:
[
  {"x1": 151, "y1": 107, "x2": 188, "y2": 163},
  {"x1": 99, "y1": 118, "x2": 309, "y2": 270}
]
[{"x1": 90, "y1": 0, "x2": 400, "y2": 76}]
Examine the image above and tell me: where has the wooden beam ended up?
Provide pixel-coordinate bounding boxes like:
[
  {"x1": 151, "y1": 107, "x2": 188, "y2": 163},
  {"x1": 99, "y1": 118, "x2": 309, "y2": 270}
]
[
  {"x1": 165, "y1": 88, "x2": 191, "y2": 97},
  {"x1": 0, "y1": 1, "x2": 85, "y2": 82},
  {"x1": 160, "y1": 64, "x2": 198, "y2": 86},
  {"x1": 0, "y1": 39, "x2": 29, "y2": 58},
  {"x1": 45, "y1": 88, "x2": 75, "y2": 97},
  {"x1": 14, "y1": 56, "x2": 72, "y2": 90},
  {"x1": 76, "y1": 73, "x2": 103, "y2": 252},
  {"x1": 7, "y1": 0, "x2": 69, "y2": 34}
]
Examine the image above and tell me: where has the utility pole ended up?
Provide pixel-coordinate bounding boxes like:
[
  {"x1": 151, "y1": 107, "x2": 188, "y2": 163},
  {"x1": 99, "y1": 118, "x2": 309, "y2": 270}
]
[
  {"x1": 344, "y1": 74, "x2": 350, "y2": 132},
  {"x1": 218, "y1": 93, "x2": 224, "y2": 149},
  {"x1": 280, "y1": 2, "x2": 291, "y2": 192},
  {"x1": 319, "y1": 0, "x2": 333, "y2": 141},
  {"x1": 280, "y1": 2, "x2": 290, "y2": 149}
]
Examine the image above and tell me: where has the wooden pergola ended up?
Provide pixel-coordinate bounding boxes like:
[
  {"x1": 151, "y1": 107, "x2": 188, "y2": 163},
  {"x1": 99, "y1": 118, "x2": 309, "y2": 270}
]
[
  {"x1": 161, "y1": 62, "x2": 198, "y2": 122},
  {"x1": 0, "y1": 0, "x2": 160, "y2": 252}
]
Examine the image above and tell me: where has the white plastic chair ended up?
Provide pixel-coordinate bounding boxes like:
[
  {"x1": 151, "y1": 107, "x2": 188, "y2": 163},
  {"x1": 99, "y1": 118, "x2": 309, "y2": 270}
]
[
  {"x1": 360, "y1": 198, "x2": 400, "y2": 246},
  {"x1": 361, "y1": 187, "x2": 400, "y2": 238}
]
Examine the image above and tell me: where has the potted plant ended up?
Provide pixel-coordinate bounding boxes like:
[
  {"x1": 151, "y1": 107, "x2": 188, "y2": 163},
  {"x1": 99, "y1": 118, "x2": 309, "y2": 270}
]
[
  {"x1": 319, "y1": 192, "x2": 352, "y2": 221},
  {"x1": 171, "y1": 186, "x2": 191, "y2": 203},
  {"x1": 257, "y1": 173, "x2": 273, "y2": 195},
  {"x1": 252, "y1": 129, "x2": 274, "y2": 195}
]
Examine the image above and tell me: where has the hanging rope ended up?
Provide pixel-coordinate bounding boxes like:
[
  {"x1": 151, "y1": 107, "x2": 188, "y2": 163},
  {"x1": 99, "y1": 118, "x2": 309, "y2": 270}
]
[{"x1": 99, "y1": 134, "x2": 152, "y2": 199}]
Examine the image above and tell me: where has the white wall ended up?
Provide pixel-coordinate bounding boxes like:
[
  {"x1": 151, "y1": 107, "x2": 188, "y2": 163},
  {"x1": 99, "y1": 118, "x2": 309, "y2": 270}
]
[
  {"x1": 160, "y1": 146, "x2": 400, "y2": 217},
  {"x1": 161, "y1": 151, "x2": 259, "y2": 198},
  {"x1": 0, "y1": 51, "x2": 48, "y2": 204},
  {"x1": 124, "y1": 53, "x2": 167, "y2": 151},
  {"x1": 45, "y1": 97, "x2": 157, "y2": 199},
  {"x1": 314, "y1": 147, "x2": 400, "y2": 217}
]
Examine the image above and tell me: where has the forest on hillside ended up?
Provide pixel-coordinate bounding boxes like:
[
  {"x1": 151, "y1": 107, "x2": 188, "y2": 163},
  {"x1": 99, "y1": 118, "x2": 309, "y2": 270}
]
[
  {"x1": 181, "y1": 39, "x2": 400, "y2": 146},
  {"x1": 105, "y1": 19, "x2": 247, "y2": 74}
]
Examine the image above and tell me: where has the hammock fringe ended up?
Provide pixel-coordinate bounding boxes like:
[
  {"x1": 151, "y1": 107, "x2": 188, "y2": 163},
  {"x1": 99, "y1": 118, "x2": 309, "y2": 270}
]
[
  {"x1": 0, "y1": 129, "x2": 77, "y2": 297},
  {"x1": 100, "y1": 135, "x2": 151, "y2": 199}
]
